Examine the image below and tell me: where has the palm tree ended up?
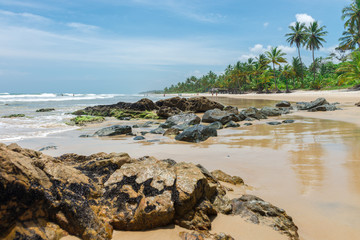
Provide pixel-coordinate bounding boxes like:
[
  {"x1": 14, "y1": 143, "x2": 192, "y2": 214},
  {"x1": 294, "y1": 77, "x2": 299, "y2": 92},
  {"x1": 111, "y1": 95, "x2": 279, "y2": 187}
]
[
  {"x1": 282, "y1": 65, "x2": 295, "y2": 93},
  {"x1": 292, "y1": 57, "x2": 304, "y2": 88},
  {"x1": 305, "y1": 21, "x2": 328, "y2": 83},
  {"x1": 336, "y1": 50, "x2": 360, "y2": 86},
  {"x1": 265, "y1": 47, "x2": 287, "y2": 92},
  {"x1": 259, "y1": 70, "x2": 274, "y2": 93},
  {"x1": 285, "y1": 22, "x2": 307, "y2": 86},
  {"x1": 339, "y1": 25, "x2": 360, "y2": 50}
]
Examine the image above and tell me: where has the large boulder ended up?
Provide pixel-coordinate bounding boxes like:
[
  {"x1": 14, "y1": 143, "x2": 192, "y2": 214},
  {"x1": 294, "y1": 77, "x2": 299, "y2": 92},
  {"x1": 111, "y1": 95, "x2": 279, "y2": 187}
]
[
  {"x1": 356, "y1": 101, "x2": 360, "y2": 107},
  {"x1": 241, "y1": 107, "x2": 267, "y2": 120},
  {"x1": 307, "y1": 104, "x2": 338, "y2": 112},
  {"x1": 175, "y1": 124, "x2": 217, "y2": 143},
  {"x1": 275, "y1": 101, "x2": 291, "y2": 108},
  {"x1": 202, "y1": 109, "x2": 239, "y2": 124},
  {"x1": 231, "y1": 195, "x2": 299, "y2": 240},
  {"x1": 156, "y1": 97, "x2": 224, "y2": 112},
  {"x1": 296, "y1": 98, "x2": 329, "y2": 110},
  {"x1": 164, "y1": 113, "x2": 201, "y2": 128},
  {"x1": 156, "y1": 106, "x2": 182, "y2": 118},
  {"x1": 93, "y1": 125, "x2": 132, "y2": 137},
  {"x1": 260, "y1": 107, "x2": 282, "y2": 117},
  {"x1": 156, "y1": 97, "x2": 191, "y2": 111}
]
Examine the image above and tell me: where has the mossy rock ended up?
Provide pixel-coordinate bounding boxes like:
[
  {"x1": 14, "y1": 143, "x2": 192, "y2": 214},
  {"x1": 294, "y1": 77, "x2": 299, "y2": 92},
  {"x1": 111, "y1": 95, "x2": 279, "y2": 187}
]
[
  {"x1": 70, "y1": 115, "x2": 105, "y2": 126},
  {"x1": 2, "y1": 114, "x2": 26, "y2": 118}
]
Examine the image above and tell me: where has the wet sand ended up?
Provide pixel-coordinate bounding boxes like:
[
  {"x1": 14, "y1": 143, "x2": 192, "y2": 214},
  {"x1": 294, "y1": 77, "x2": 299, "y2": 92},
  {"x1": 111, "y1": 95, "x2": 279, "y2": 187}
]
[{"x1": 12, "y1": 97, "x2": 360, "y2": 240}]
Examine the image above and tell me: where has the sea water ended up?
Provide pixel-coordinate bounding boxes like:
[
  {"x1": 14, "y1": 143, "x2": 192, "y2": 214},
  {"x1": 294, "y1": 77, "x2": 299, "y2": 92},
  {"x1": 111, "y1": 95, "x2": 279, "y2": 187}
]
[{"x1": 0, "y1": 93, "x2": 165, "y2": 142}]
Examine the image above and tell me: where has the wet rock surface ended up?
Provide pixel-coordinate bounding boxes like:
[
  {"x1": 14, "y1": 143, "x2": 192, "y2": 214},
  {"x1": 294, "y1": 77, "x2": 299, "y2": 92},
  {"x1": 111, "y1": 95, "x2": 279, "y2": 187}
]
[
  {"x1": 202, "y1": 109, "x2": 239, "y2": 125},
  {"x1": 157, "y1": 106, "x2": 182, "y2": 118},
  {"x1": 208, "y1": 121, "x2": 223, "y2": 130},
  {"x1": 275, "y1": 101, "x2": 291, "y2": 108},
  {"x1": 356, "y1": 101, "x2": 360, "y2": 107},
  {"x1": 36, "y1": 108, "x2": 55, "y2": 112},
  {"x1": 260, "y1": 107, "x2": 283, "y2": 117},
  {"x1": 267, "y1": 121, "x2": 282, "y2": 126},
  {"x1": 231, "y1": 195, "x2": 299, "y2": 240},
  {"x1": 175, "y1": 124, "x2": 217, "y2": 143},
  {"x1": 211, "y1": 170, "x2": 244, "y2": 185},
  {"x1": 224, "y1": 121, "x2": 240, "y2": 128},
  {"x1": 164, "y1": 113, "x2": 201, "y2": 128},
  {"x1": 93, "y1": 125, "x2": 132, "y2": 137},
  {"x1": 240, "y1": 107, "x2": 267, "y2": 120},
  {"x1": 156, "y1": 97, "x2": 224, "y2": 112}
]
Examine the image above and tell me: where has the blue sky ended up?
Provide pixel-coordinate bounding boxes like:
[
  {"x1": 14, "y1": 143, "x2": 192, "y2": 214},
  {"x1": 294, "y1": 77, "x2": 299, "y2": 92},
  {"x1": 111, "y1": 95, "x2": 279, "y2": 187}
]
[{"x1": 0, "y1": 0, "x2": 351, "y2": 93}]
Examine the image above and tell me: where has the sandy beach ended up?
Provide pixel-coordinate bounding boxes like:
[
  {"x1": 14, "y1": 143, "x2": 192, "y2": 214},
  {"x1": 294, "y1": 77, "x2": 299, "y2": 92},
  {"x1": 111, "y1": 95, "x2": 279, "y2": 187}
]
[{"x1": 3, "y1": 90, "x2": 360, "y2": 240}]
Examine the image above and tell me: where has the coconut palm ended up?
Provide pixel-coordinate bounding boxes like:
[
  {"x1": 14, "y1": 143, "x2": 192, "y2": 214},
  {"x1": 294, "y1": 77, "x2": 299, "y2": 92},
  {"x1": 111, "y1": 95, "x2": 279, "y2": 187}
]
[
  {"x1": 285, "y1": 22, "x2": 307, "y2": 86},
  {"x1": 265, "y1": 47, "x2": 287, "y2": 92},
  {"x1": 339, "y1": 26, "x2": 360, "y2": 50},
  {"x1": 305, "y1": 21, "x2": 328, "y2": 83},
  {"x1": 282, "y1": 65, "x2": 295, "y2": 93},
  {"x1": 336, "y1": 50, "x2": 360, "y2": 86},
  {"x1": 340, "y1": 0, "x2": 360, "y2": 50},
  {"x1": 259, "y1": 69, "x2": 274, "y2": 93}
]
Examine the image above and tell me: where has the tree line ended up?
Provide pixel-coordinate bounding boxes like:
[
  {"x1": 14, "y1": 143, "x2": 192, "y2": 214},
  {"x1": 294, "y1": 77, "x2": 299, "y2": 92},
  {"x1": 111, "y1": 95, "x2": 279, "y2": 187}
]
[{"x1": 164, "y1": 0, "x2": 360, "y2": 94}]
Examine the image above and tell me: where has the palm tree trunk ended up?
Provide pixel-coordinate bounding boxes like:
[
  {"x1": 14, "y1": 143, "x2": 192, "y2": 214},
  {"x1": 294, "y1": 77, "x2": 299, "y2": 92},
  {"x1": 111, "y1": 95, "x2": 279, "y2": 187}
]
[
  {"x1": 273, "y1": 62, "x2": 277, "y2": 91},
  {"x1": 297, "y1": 46, "x2": 304, "y2": 88},
  {"x1": 312, "y1": 48, "x2": 316, "y2": 83}
]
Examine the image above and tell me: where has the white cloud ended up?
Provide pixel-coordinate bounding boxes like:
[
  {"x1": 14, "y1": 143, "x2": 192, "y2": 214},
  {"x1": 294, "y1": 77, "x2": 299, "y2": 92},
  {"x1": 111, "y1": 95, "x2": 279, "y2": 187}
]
[
  {"x1": 290, "y1": 13, "x2": 315, "y2": 27},
  {"x1": 239, "y1": 44, "x2": 296, "y2": 61},
  {"x1": 0, "y1": 9, "x2": 51, "y2": 23},
  {"x1": 67, "y1": 22, "x2": 99, "y2": 32},
  {"x1": 264, "y1": 22, "x2": 269, "y2": 28}
]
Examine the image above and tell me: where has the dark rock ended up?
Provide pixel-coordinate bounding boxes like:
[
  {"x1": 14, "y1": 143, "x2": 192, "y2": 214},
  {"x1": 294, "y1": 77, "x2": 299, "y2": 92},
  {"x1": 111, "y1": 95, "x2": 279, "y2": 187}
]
[
  {"x1": 244, "y1": 123, "x2": 253, "y2": 126},
  {"x1": 122, "y1": 117, "x2": 131, "y2": 121},
  {"x1": 224, "y1": 121, "x2": 240, "y2": 128},
  {"x1": 355, "y1": 101, "x2": 360, "y2": 107},
  {"x1": 150, "y1": 127, "x2": 166, "y2": 134},
  {"x1": 93, "y1": 125, "x2": 132, "y2": 136},
  {"x1": 267, "y1": 121, "x2": 282, "y2": 126},
  {"x1": 147, "y1": 139, "x2": 160, "y2": 143},
  {"x1": 241, "y1": 107, "x2": 267, "y2": 120},
  {"x1": 279, "y1": 107, "x2": 291, "y2": 114},
  {"x1": 223, "y1": 106, "x2": 239, "y2": 114},
  {"x1": 275, "y1": 101, "x2": 291, "y2": 108},
  {"x1": 296, "y1": 98, "x2": 329, "y2": 110},
  {"x1": 79, "y1": 134, "x2": 91, "y2": 138},
  {"x1": 208, "y1": 121, "x2": 223, "y2": 130},
  {"x1": 231, "y1": 195, "x2": 299, "y2": 240},
  {"x1": 161, "y1": 158, "x2": 177, "y2": 166},
  {"x1": 244, "y1": 117, "x2": 255, "y2": 121},
  {"x1": 132, "y1": 124, "x2": 140, "y2": 128},
  {"x1": 261, "y1": 107, "x2": 282, "y2": 117},
  {"x1": 38, "y1": 146, "x2": 57, "y2": 151},
  {"x1": 175, "y1": 124, "x2": 217, "y2": 143},
  {"x1": 282, "y1": 120, "x2": 295, "y2": 124},
  {"x1": 156, "y1": 97, "x2": 224, "y2": 112},
  {"x1": 36, "y1": 108, "x2": 55, "y2": 112},
  {"x1": 133, "y1": 136, "x2": 145, "y2": 140},
  {"x1": 165, "y1": 113, "x2": 201, "y2": 128},
  {"x1": 140, "y1": 131, "x2": 148, "y2": 136},
  {"x1": 157, "y1": 106, "x2": 182, "y2": 118},
  {"x1": 171, "y1": 124, "x2": 190, "y2": 131},
  {"x1": 307, "y1": 104, "x2": 338, "y2": 112},
  {"x1": 202, "y1": 109, "x2": 238, "y2": 124},
  {"x1": 2, "y1": 114, "x2": 25, "y2": 118},
  {"x1": 163, "y1": 128, "x2": 180, "y2": 136}
]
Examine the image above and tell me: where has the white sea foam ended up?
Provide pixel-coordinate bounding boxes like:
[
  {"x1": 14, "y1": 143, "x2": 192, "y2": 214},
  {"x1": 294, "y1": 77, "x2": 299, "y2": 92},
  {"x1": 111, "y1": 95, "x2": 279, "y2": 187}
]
[{"x1": 0, "y1": 93, "x2": 121, "y2": 102}]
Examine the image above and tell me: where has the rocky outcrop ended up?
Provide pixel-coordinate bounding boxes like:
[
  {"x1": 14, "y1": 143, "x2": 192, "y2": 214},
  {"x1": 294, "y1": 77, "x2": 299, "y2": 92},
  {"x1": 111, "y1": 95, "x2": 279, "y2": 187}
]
[
  {"x1": 223, "y1": 106, "x2": 239, "y2": 114},
  {"x1": 267, "y1": 121, "x2": 282, "y2": 125},
  {"x1": 275, "y1": 101, "x2": 291, "y2": 108},
  {"x1": 150, "y1": 127, "x2": 166, "y2": 134},
  {"x1": 93, "y1": 125, "x2": 132, "y2": 137},
  {"x1": 156, "y1": 106, "x2": 182, "y2": 118},
  {"x1": 163, "y1": 113, "x2": 201, "y2": 128},
  {"x1": 179, "y1": 231, "x2": 234, "y2": 240},
  {"x1": 260, "y1": 107, "x2": 282, "y2": 117},
  {"x1": 231, "y1": 195, "x2": 299, "y2": 240},
  {"x1": 202, "y1": 109, "x2": 239, "y2": 125},
  {"x1": 356, "y1": 101, "x2": 360, "y2": 107},
  {"x1": 240, "y1": 107, "x2": 267, "y2": 120},
  {"x1": 156, "y1": 97, "x2": 224, "y2": 112},
  {"x1": 307, "y1": 104, "x2": 338, "y2": 112},
  {"x1": 211, "y1": 170, "x2": 244, "y2": 185},
  {"x1": 296, "y1": 98, "x2": 328, "y2": 110},
  {"x1": 163, "y1": 128, "x2": 180, "y2": 136},
  {"x1": 36, "y1": 108, "x2": 55, "y2": 112},
  {"x1": 175, "y1": 124, "x2": 217, "y2": 143}
]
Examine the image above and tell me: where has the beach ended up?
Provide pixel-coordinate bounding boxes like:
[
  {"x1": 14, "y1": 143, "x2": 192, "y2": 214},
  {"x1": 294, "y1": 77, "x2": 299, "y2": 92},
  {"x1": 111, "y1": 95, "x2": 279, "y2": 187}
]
[{"x1": 1, "y1": 90, "x2": 360, "y2": 240}]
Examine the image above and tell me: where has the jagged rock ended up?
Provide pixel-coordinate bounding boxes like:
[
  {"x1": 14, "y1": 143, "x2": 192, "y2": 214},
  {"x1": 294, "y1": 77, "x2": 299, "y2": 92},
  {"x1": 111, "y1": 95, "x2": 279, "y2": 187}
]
[
  {"x1": 156, "y1": 97, "x2": 224, "y2": 112},
  {"x1": 36, "y1": 108, "x2": 55, "y2": 112},
  {"x1": 39, "y1": 145, "x2": 57, "y2": 151},
  {"x1": 267, "y1": 121, "x2": 282, "y2": 126},
  {"x1": 279, "y1": 107, "x2": 291, "y2": 114},
  {"x1": 161, "y1": 159, "x2": 177, "y2": 166},
  {"x1": 244, "y1": 123, "x2": 253, "y2": 126},
  {"x1": 355, "y1": 101, "x2": 360, "y2": 107},
  {"x1": 164, "y1": 113, "x2": 201, "y2": 128},
  {"x1": 93, "y1": 125, "x2": 132, "y2": 136},
  {"x1": 179, "y1": 231, "x2": 234, "y2": 240},
  {"x1": 133, "y1": 136, "x2": 145, "y2": 140},
  {"x1": 150, "y1": 127, "x2": 166, "y2": 134},
  {"x1": 223, "y1": 106, "x2": 239, "y2": 114},
  {"x1": 202, "y1": 109, "x2": 238, "y2": 124},
  {"x1": 282, "y1": 120, "x2": 295, "y2": 124},
  {"x1": 224, "y1": 121, "x2": 240, "y2": 128},
  {"x1": 307, "y1": 104, "x2": 338, "y2": 112},
  {"x1": 157, "y1": 106, "x2": 182, "y2": 118},
  {"x1": 175, "y1": 125, "x2": 217, "y2": 143},
  {"x1": 171, "y1": 124, "x2": 192, "y2": 131},
  {"x1": 296, "y1": 98, "x2": 329, "y2": 110},
  {"x1": 231, "y1": 195, "x2": 299, "y2": 240},
  {"x1": 163, "y1": 128, "x2": 180, "y2": 136},
  {"x1": 241, "y1": 107, "x2": 267, "y2": 120},
  {"x1": 208, "y1": 121, "x2": 223, "y2": 130},
  {"x1": 275, "y1": 101, "x2": 291, "y2": 108},
  {"x1": 261, "y1": 107, "x2": 282, "y2": 117},
  {"x1": 211, "y1": 170, "x2": 244, "y2": 185}
]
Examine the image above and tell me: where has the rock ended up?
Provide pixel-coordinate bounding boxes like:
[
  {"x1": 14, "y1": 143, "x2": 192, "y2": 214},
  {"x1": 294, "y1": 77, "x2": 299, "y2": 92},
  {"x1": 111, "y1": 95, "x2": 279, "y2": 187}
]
[
  {"x1": 244, "y1": 123, "x2": 253, "y2": 126},
  {"x1": 147, "y1": 139, "x2": 160, "y2": 143},
  {"x1": 296, "y1": 98, "x2": 329, "y2": 110},
  {"x1": 279, "y1": 107, "x2": 291, "y2": 114},
  {"x1": 282, "y1": 120, "x2": 295, "y2": 124},
  {"x1": 307, "y1": 104, "x2": 338, "y2": 112},
  {"x1": 261, "y1": 107, "x2": 282, "y2": 117},
  {"x1": 163, "y1": 128, "x2": 180, "y2": 136},
  {"x1": 179, "y1": 231, "x2": 234, "y2": 240},
  {"x1": 132, "y1": 124, "x2": 139, "y2": 128},
  {"x1": 231, "y1": 195, "x2": 299, "y2": 240},
  {"x1": 355, "y1": 101, "x2": 360, "y2": 107},
  {"x1": 267, "y1": 121, "x2": 282, "y2": 126},
  {"x1": 161, "y1": 158, "x2": 177, "y2": 166},
  {"x1": 156, "y1": 97, "x2": 224, "y2": 112},
  {"x1": 39, "y1": 145, "x2": 57, "y2": 151},
  {"x1": 175, "y1": 125, "x2": 217, "y2": 143},
  {"x1": 36, "y1": 108, "x2": 55, "y2": 112},
  {"x1": 211, "y1": 170, "x2": 244, "y2": 185},
  {"x1": 171, "y1": 124, "x2": 191, "y2": 131},
  {"x1": 165, "y1": 113, "x2": 201, "y2": 128},
  {"x1": 150, "y1": 127, "x2": 166, "y2": 134},
  {"x1": 79, "y1": 134, "x2": 91, "y2": 138},
  {"x1": 2, "y1": 114, "x2": 25, "y2": 118},
  {"x1": 224, "y1": 121, "x2": 240, "y2": 128},
  {"x1": 93, "y1": 125, "x2": 132, "y2": 136},
  {"x1": 133, "y1": 136, "x2": 145, "y2": 140},
  {"x1": 223, "y1": 106, "x2": 239, "y2": 114},
  {"x1": 156, "y1": 106, "x2": 182, "y2": 118},
  {"x1": 241, "y1": 107, "x2": 267, "y2": 120},
  {"x1": 208, "y1": 121, "x2": 223, "y2": 130},
  {"x1": 275, "y1": 101, "x2": 291, "y2": 108},
  {"x1": 202, "y1": 109, "x2": 238, "y2": 124},
  {"x1": 140, "y1": 131, "x2": 148, "y2": 136}
]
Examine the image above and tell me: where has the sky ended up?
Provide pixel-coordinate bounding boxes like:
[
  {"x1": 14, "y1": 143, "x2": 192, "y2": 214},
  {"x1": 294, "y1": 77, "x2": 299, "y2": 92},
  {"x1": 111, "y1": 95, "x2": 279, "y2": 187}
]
[{"x1": 0, "y1": 0, "x2": 352, "y2": 93}]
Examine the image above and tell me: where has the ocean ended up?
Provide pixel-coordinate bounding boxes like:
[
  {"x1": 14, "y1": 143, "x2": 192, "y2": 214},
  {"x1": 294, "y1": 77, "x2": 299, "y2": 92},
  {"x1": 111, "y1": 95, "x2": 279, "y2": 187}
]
[{"x1": 0, "y1": 93, "x2": 166, "y2": 142}]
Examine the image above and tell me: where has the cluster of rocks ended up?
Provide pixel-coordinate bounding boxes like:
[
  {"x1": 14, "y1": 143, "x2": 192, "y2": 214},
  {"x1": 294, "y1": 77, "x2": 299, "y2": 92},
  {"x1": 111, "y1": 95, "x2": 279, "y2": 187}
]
[
  {"x1": 0, "y1": 144, "x2": 299, "y2": 240},
  {"x1": 296, "y1": 98, "x2": 339, "y2": 112}
]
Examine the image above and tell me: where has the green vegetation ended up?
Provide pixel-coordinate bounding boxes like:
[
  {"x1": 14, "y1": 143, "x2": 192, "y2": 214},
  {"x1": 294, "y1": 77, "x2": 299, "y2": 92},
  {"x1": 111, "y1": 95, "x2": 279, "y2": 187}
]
[
  {"x1": 2, "y1": 114, "x2": 26, "y2": 118},
  {"x1": 164, "y1": 1, "x2": 360, "y2": 93},
  {"x1": 70, "y1": 116, "x2": 105, "y2": 125},
  {"x1": 110, "y1": 109, "x2": 159, "y2": 120}
]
